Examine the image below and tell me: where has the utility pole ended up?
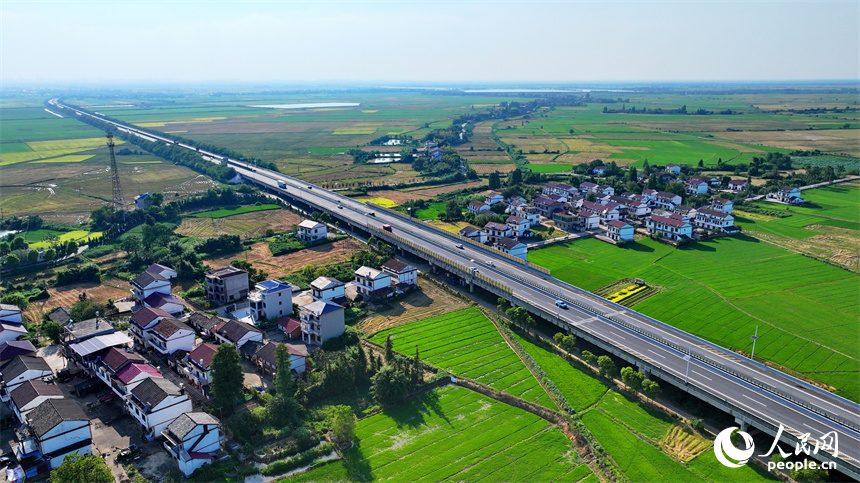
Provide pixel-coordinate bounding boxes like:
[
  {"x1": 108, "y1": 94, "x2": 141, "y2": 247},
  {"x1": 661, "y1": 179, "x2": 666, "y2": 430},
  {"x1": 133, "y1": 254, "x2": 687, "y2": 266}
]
[
  {"x1": 750, "y1": 326, "x2": 759, "y2": 360},
  {"x1": 106, "y1": 133, "x2": 126, "y2": 211}
]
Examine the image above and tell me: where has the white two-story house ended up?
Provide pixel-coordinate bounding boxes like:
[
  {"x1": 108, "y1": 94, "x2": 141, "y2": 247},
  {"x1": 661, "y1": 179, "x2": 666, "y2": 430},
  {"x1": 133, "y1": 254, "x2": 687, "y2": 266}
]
[
  {"x1": 249, "y1": 279, "x2": 295, "y2": 323},
  {"x1": 484, "y1": 222, "x2": 513, "y2": 242},
  {"x1": 297, "y1": 220, "x2": 327, "y2": 242},
  {"x1": 354, "y1": 266, "x2": 392, "y2": 298},
  {"x1": 20, "y1": 399, "x2": 92, "y2": 469},
  {"x1": 1, "y1": 355, "x2": 53, "y2": 399},
  {"x1": 131, "y1": 271, "x2": 172, "y2": 306},
  {"x1": 9, "y1": 380, "x2": 63, "y2": 423},
  {"x1": 214, "y1": 320, "x2": 263, "y2": 349},
  {"x1": 506, "y1": 215, "x2": 530, "y2": 238},
  {"x1": 149, "y1": 318, "x2": 195, "y2": 356},
  {"x1": 126, "y1": 377, "x2": 192, "y2": 439},
  {"x1": 129, "y1": 307, "x2": 171, "y2": 348},
  {"x1": 606, "y1": 220, "x2": 635, "y2": 242},
  {"x1": 300, "y1": 300, "x2": 345, "y2": 345},
  {"x1": 381, "y1": 259, "x2": 418, "y2": 287},
  {"x1": 162, "y1": 412, "x2": 222, "y2": 477},
  {"x1": 647, "y1": 215, "x2": 693, "y2": 240},
  {"x1": 694, "y1": 208, "x2": 736, "y2": 232},
  {"x1": 181, "y1": 343, "x2": 217, "y2": 389},
  {"x1": 310, "y1": 277, "x2": 346, "y2": 301}
]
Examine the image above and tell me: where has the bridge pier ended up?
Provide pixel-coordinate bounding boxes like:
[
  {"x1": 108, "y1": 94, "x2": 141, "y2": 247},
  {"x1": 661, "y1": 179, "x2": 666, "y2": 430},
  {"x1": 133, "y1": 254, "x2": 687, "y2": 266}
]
[
  {"x1": 469, "y1": 280, "x2": 475, "y2": 293},
  {"x1": 637, "y1": 364, "x2": 651, "y2": 378},
  {"x1": 735, "y1": 417, "x2": 750, "y2": 431}
]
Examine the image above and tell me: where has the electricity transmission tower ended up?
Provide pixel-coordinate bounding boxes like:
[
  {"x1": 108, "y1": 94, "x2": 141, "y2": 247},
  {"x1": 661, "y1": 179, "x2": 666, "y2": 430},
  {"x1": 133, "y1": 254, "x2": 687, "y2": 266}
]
[{"x1": 106, "y1": 133, "x2": 126, "y2": 210}]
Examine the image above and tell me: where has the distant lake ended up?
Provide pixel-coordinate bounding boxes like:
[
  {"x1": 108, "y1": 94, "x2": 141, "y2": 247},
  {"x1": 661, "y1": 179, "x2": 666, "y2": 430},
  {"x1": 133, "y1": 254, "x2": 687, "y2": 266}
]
[{"x1": 249, "y1": 102, "x2": 360, "y2": 109}]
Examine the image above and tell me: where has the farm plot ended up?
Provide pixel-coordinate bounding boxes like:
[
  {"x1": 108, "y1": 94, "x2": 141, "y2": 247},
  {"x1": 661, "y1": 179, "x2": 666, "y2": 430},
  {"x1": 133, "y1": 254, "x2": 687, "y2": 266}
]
[
  {"x1": 527, "y1": 163, "x2": 573, "y2": 173},
  {"x1": 24, "y1": 279, "x2": 130, "y2": 322},
  {"x1": 315, "y1": 385, "x2": 591, "y2": 483},
  {"x1": 370, "y1": 308, "x2": 554, "y2": 408},
  {"x1": 511, "y1": 333, "x2": 606, "y2": 412},
  {"x1": 530, "y1": 236, "x2": 860, "y2": 400},
  {"x1": 29, "y1": 230, "x2": 103, "y2": 249},
  {"x1": 355, "y1": 279, "x2": 471, "y2": 334},
  {"x1": 470, "y1": 163, "x2": 518, "y2": 174},
  {"x1": 189, "y1": 204, "x2": 282, "y2": 218}
]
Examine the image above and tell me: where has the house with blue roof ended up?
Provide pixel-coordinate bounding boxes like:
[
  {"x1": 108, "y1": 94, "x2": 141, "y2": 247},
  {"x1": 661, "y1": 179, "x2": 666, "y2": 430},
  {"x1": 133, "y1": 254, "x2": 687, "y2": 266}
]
[
  {"x1": 249, "y1": 280, "x2": 296, "y2": 323},
  {"x1": 299, "y1": 300, "x2": 344, "y2": 345}
]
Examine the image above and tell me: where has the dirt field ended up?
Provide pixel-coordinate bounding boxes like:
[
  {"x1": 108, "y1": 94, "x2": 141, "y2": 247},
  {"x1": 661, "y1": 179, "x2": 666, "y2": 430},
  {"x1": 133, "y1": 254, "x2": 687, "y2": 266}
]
[
  {"x1": 471, "y1": 163, "x2": 517, "y2": 173},
  {"x1": 175, "y1": 209, "x2": 303, "y2": 238},
  {"x1": 356, "y1": 189, "x2": 433, "y2": 203},
  {"x1": 714, "y1": 130, "x2": 860, "y2": 156},
  {"x1": 25, "y1": 278, "x2": 130, "y2": 321},
  {"x1": 205, "y1": 238, "x2": 364, "y2": 279},
  {"x1": 356, "y1": 277, "x2": 472, "y2": 335},
  {"x1": 404, "y1": 181, "x2": 485, "y2": 196}
]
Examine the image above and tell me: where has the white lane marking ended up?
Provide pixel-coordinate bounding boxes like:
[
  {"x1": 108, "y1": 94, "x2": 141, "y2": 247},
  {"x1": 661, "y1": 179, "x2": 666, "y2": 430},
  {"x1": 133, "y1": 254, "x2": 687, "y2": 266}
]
[
  {"x1": 742, "y1": 394, "x2": 767, "y2": 407},
  {"x1": 647, "y1": 349, "x2": 666, "y2": 359},
  {"x1": 692, "y1": 370, "x2": 712, "y2": 381},
  {"x1": 608, "y1": 331, "x2": 627, "y2": 340},
  {"x1": 802, "y1": 423, "x2": 820, "y2": 433}
]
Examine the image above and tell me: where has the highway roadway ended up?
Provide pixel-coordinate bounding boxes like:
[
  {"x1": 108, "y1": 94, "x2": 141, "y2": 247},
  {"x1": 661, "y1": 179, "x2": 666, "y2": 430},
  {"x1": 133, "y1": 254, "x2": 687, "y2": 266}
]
[{"x1": 52, "y1": 99, "x2": 860, "y2": 475}]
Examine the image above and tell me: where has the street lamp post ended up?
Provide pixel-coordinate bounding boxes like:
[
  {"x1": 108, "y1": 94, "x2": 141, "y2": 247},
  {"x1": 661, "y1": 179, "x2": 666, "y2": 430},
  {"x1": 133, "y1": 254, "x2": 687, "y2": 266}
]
[
  {"x1": 750, "y1": 326, "x2": 759, "y2": 360},
  {"x1": 684, "y1": 354, "x2": 692, "y2": 384}
]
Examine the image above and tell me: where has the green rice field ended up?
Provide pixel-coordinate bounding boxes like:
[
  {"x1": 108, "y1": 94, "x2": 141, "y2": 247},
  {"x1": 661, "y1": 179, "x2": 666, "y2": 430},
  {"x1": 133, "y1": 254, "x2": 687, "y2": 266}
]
[
  {"x1": 190, "y1": 204, "x2": 281, "y2": 218},
  {"x1": 370, "y1": 308, "x2": 554, "y2": 408},
  {"x1": 530, "y1": 236, "x2": 860, "y2": 401},
  {"x1": 288, "y1": 385, "x2": 592, "y2": 483}
]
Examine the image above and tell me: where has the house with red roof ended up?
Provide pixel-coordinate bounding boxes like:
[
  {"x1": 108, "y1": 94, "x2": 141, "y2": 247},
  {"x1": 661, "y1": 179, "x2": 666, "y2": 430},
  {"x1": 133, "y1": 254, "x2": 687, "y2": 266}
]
[{"x1": 180, "y1": 343, "x2": 218, "y2": 388}]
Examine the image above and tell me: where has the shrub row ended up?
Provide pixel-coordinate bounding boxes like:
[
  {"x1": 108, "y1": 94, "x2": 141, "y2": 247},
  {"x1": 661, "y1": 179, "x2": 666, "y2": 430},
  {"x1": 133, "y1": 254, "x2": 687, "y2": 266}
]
[{"x1": 261, "y1": 442, "x2": 335, "y2": 477}]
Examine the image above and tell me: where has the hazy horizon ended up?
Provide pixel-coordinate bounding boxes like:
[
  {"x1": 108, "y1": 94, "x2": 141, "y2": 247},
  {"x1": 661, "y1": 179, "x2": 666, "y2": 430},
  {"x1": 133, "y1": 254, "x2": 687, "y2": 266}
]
[{"x1": 2, "y1": 1, "x2": 859, "y2": 84}]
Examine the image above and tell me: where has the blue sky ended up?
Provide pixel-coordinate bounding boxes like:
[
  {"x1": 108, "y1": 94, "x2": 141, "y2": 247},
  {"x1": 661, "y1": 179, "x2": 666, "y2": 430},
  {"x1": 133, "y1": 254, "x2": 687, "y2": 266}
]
[{"x1": 2, "y1": 1, "x2": 858, "y2": 84}]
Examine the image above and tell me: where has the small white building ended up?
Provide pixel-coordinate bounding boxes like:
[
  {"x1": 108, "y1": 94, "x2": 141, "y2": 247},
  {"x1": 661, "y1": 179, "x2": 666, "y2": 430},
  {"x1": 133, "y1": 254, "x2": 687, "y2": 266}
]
[
  {"x1": 647, "y1": 215, "x2": 693, "y2": 241},
  {"x1": 298, "y1": 220, "x2": 327, "y2": 242},
  {"x1": 131, "y1": 271, "x2": 172, "y2": 305},
  {"x1": 577, "y1": 211, "x2": 600, "y2": 231},
  {"x1": 310, "y1": 277, "x2": 346, "y2": 301},
  {"x1": 300, "y1": 300, "x2": 345, "y2": 345},
  {"x1": 354, "y1": 266, "x2": 392, "y2": 297},
  {"x1": 665, "y1": 164, "x2": 681, "y2": 175},
  {"x1": 485, "y1": 191, "x2": 504, "y2": 205},
  {"x1": 459, "y1": 225, "x2": 487, "y2": 243},
  {"x1": 653, "y1": 191, "x2": 683, "y2": 210},
  {"x1": 148, "y1": 318, "x2": 195, "y2": 356},
  {"x1": 21, "y1": 399, "x2": 92, "y2": 470},
  {"x1": 506, "y1": 215, "x2": 530, "y2": 238},
  {"x1": 468, "y1": 201, "x2": 491, "y2": 214},
  {"x1": 181, "y1": 343, "x2": 218, "y2": 388},
  {"x1": 484, "y1": 222, "x2": 513, "y2": 242},
  {"x1": 381, "y1": 259, "x2": 418, "y2": 287},
  {"x1": 162, "y1": 412, "x2": 222, "y2": 477},
  {"x1": 606, "y1": 220, "x2": 635, "y2": 242},
  {"x1": 685, "y1": 177, "x2": 710, "y2": 195},
  {"x1": 214, "y1": 320, "x2": 264, "y2": 349},
  {"x1": 728, "y1": 180, "x2": 747, "y2": 191},
  {"x1": 694, "y1": 208, "x2": 736, "y2": 232},
  {"x1": 249, "y1": 280, "x2": 295, "y2": 323},
  {"x1": 711, "y1": 198, "x2": 733, "y2": 214},
  {"x1": 769, "y1": 186, "x2": 805, "y2": 204},
  {"x1": 9, "y1": 380, "x2": 63, "y2": 423},
  {"x1": 126, "y1": 377, "x2": 192, "y2": 439},
  {"x1": 494, "y1": 237, "x2": 527, "y2": 261},
  {"x1": 1, "y1": 355, "x2": 53, "y2": 398}
]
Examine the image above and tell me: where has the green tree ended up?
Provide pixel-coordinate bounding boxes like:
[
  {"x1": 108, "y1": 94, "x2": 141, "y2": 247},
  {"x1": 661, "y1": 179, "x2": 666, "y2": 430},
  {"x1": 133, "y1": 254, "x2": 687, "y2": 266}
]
[
  {"x1": 597, "y1": 355, "x2": 617, "y2": 378},
  {"x1": 3, "y1": 253, "x2": 20, "y2": 268},
  {"x1": 44, "y1": 248, "x2": 56, "y2": 261},
  {"x1": 585, "y1": 193, "x2": 596, "y2": 202},
  {"x1": 581, "y1": 351, "x2": 597, "y2": 363},
  {"x1": 70, "y1": 297, "x2": 102, "y2": 321},
  {"x1": 384, "y1": 334, "x2": 394, "y2": 363},
  {"x1": 121, "y1": 235, "x2": 142, "y2": 255},
  {"x1": 508, "y1": 168, "x2": 523, "y2": 186},
  {"x1": 445, "y1": 200, "x2": 462, "y2": 221},
  {"x1": 50, "y1": 452, "x2": 113, "y2": 483},
  {"x1": 266, "y1": 394, "x2": 303, "y2": 428},
  {"x1": 275, "y1": 344, "x2": 296, "y2": 397},
  {"x1": 10, "y1": 236, "x2": 27, "y2": 251},
  {"x1": 41, "y1": 320, "x2": 63, "y2": 343},
  {"x1": 27, "y1": 250, "x2": 39, "y2": 264},
  {"x1": 370, "y1": 364, "x2": 409, "y2": 405},
  {"x1": 488, "y1": 171, "x2": 501, "y2": 190},
  {"x1": 505, "y1": 307, "x2": 534, "y2": 327},
  {"x1": 642, "y1": 379, "x2": 660, "y2": 398},
  {"x1": 211, "y1": 344, "x2": 244, "y2": 416},
  {"x1": 620, "y1": 366, "x2": 645, "y2": 391},
  {"x1": 329, "y1": 405, "x2": 356, "y2": 445}
]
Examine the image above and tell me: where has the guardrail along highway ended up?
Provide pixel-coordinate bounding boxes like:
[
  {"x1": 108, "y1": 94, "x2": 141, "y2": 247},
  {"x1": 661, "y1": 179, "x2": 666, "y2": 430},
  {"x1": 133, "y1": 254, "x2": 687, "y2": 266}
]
[{"x1": 53, "y1": 99, "x2": 860, "y2": 478}]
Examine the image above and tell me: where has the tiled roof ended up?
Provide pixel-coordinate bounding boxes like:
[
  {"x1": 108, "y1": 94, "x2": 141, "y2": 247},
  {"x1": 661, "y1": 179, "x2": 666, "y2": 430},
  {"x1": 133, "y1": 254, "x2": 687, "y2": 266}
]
[
  {"x1": 3, "y1": 355, "x2": 51, "y2": 380},
  {"x1": 381, "y1": 259, "x2": 414, "y2": 273},
  {"x1": 355, "y1": 266, "x2": 386, "y2": 280},
  {"x1": 27, "y1": 399, "x2": 88, "y2": 437},
  {"x1": 606, "y1": 220, "x2": 630, "y2": 229},
  {"x1": 483, "y1": 222, "x2": 509, "y2": 231},
  {"x1": 116, "y1": 363, "x2": 161, "y2": 384},
  {"x1": 151, "y1": 318, "x2": 191, "y2": 339},
  {"x1": 165, "y1": 412, "x2": 219, "y2": 440},
  {"x1": 47, "y1": 307, "x2": 72, "y2": 324},
  {"x1": 277, "y1": 317, "x2": 301, "y2": 335},
  {"x1": 10, "y1": 380, "x2": 62, "y2": 409},
  {"x1": 301, "y1": 300, "x2": 344, "y2": 316},
  {"x1": 187, "y1": 343, "x2": 218, "y2": 369},
  {"x1": 495, "y1": 237, "x2": 523, "y2": 250},
  {"x1": 130, "y1": 307, "x2": 171, "y2": 326},
  {"x1": 651, "y1": 215, "x2": 689, "y2": 228},
  {"x1": 0, "y1": 340, "x2": 36, "y2": 362},
  {"x1": 144, "y1": 293, "x2": 186, "y2": 311},
  {"x1": 101, "y1": 348, "x2": 145, "y2": 372},
  {"x1": 132, "y1": 272, "x2": 166, "y2": 289},
  {"x1": 310, "y1": 277, "x2": 344, "y2": 290},
  {"x1": 187, "y1": 313, "x2": 220, "y2": 332},
  {"x1": 506, "y1": 216, "x2": 525, "y2": 224},
  {"x1": 217, "y1": 320, "x2": 262, "y2": 343},
  {"x1": 131, "y1": 377, "x2": 182, "y2": 409}
]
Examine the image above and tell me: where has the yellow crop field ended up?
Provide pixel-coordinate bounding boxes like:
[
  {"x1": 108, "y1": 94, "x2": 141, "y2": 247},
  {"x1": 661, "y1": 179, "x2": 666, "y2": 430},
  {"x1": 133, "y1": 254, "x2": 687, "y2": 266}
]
[
  {"x1": 26, "y1": 137, "x2": 119, "y2": 152},
  {"x1": 30, "y1": 230, "x2": 103, "y2": 249},
  {"x1": 31, "y1": 155, "x2": 94, "y2": 163},
  {"x1": 357, "y1": 197, "x2": 398, "y2": 208},
  {"x1": 2, "y1": 150, "x2": 84, "y2": 166},
  {"x1": 361, "y1": 110, "x2": 378, "y2": 113},
  {"x1": 333, "y1": 127, "x2": 378, "y2": 135},
  {"x1": 427, "y1": 220, "x2": 471, "y2": 234},
  {"x1": 606, "y1": 284, "x2": 647, "y2": 303}
]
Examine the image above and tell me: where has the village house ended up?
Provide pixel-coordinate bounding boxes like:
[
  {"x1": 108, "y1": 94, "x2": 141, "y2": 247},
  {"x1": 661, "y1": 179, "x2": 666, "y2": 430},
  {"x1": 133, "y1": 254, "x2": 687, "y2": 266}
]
[
  {"x1": 149, "y1": 318, "x2": 195, "y2": 356},
  {"x1": 769, "y1": 186, "x2": 805, "y2": 204},
  {"x1": 551, "y1": 211, "x2": 579, "y2": 232},
  {"x1": 112, "y1": 363, "x2": 163, "y2": 396},
  {"x1": 187, "y1": 313, "x2": 221, "y2": 338},
  {"x1": 214, "y1": 320, "x2": 264, "y2": 349},
  {"x1": 484, "y1": 222, "x2": 513, "y2": 242},
  {"x1": 685, "y1": 176, "x2": 710, "y2": 195},
  {"x1": 381, "y1": 259, "x2": 419, "y2": 287},
  {"x1": 253, "y1": 341, "x2": 308, "y2": 378},
  {"x1": 9, "y1": 380, "x2": 63, "y2": 423},
  {"x1": 468, "y1": 200, "x2": 491, "y2": 214},
  {"x1": 515, "y1": 204, "x2": 541, "y2": 225},
  {"x1": 673, "y1": 205, "x2": 698, "y2": 219},
  {"x1": 580, "y1": 201, "x2": 619, "y2": 223},
  {"x1": 130, "y1": 271, "x2": 172, "y2": 306},
  {"x1": 596, "y1": 185, "x2": 615, "y2": 197},
  {"x1": 310, "y1": 276, "x2": 346, "y2": 301},
  {"x1": 205, "y1": 266, "x2": 249, "y2": 306},
  {"x1": 485, "y1": 191, "x2": 504, "y2": 205},
  {"x1": 129, "y1": 307, "x2": 171, "y2": 347},
  {"x1": 126, "y1": 377, "x2": 192, "y2": 439},
  {"x1": 543, "y1": 182, "x2": 575, "y2": 197},
  {"x1": 728, "y1": 180, "x2": 747, "y2": 191},
  {"x1": 297, "y1": 220, "x2": 327, "y2": 242},
  {"x1": 605, "y1": 220, "x2": 635, "y2": 242},
  {"x1": 0, "y1": 304, "x2": 23, "y2": 325},
  {"x1": 577, "y1": 211, "x2": 600, "y2": 231},
  {"x1": 627, "y1": 201, "x2": 651, "y2": 218},
  {"x1": 143, "y1": 292, "x2": 186, "y2": 317},
  {"x1": 458, "y1": 225, "x2": 488, "y2": 243},
  {"x1": 532, "y1": 196, "x2": 564, "y2": 217},
  {"x1": 0, "y1": 340, "x2": 36, "y2": 364},
  {"x1": 249, "y1": 280, "x2": 295, "y2": 323},
  {"x1": 93, "y1": 347, "x2": 147, "y2": 396},
  {"x1": 354, "y1": 266, "x2": 392, "y2": 298},
  {"x1": 694, "y1": 208, "x2": 736, "y2": 232},
  {"x1": 592, "y1": 166, "x2": 606, "y2": 175},
  {"x1": 65, "y1": 332, "x2": 134, "y2": 375},
  {"x1": 665, "y1": 164, "x2": 681, "y2": 175},
  {"x1": 711, "y1": 198, "x2": 734, "y2": 214},
  {"x1": 652, "y1": 191, "x2": 683, "y2": 210},
  {"x1": 506, "y1": 215, "x2": 530, "y2": 238},
  {"x1": 0, "y1": 322, "x2": 27, "y2": 344},
  {"x1": 579, "y1": 181, "x2": 598, "y2": 193},
  {"x1": 647, "y1": 215, "x2": 693, "y2": 241},
  {"x1": 277, "y1": 317, "x2": 302, "y2": 340},
  {"x1": 494, "y1": 238, "x2": 528, "y2": 261},
  {"x1": 180, "y1": 343, "x2": 218, "y2": 389},
  {"x1": 162, "y1": 412, "x2": 222, "y2": 477},
  {"x1": 300, "y1": 300, "x2": 345, "y2": 345},
  {"x1": 17, "y1": 399, "x2": 92, "y2": 470}
]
